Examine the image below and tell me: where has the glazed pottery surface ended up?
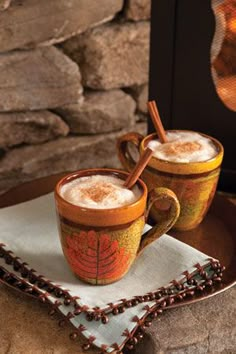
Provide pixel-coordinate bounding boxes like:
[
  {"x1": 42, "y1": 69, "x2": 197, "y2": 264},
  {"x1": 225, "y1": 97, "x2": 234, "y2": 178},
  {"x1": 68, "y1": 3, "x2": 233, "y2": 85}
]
[
  {"x1": 55, "y1": 169, "x2": 180, "y2": 285},
  {"x1": 117, "y1": 131, "x2": 224, "y2": 231}
]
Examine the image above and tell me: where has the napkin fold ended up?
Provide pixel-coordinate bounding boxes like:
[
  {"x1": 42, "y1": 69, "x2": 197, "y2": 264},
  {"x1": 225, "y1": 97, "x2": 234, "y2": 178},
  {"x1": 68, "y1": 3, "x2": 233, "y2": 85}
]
[{"x1": 0, "y1": 194, "x2": 223, "y2": 353}]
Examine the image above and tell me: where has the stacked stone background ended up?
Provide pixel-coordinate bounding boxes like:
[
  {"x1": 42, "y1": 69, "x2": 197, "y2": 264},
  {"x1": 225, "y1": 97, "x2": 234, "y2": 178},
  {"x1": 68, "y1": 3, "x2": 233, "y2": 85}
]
[{"x1": 0, "y1": 0, "x2": 151, "y2": 194}]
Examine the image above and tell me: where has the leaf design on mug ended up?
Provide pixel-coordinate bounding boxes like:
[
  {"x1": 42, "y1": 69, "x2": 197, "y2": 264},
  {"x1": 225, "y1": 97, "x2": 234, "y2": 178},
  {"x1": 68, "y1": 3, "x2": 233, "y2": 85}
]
[{"x1": 65, "y1": 231, "x2": 131, "y2": 283}]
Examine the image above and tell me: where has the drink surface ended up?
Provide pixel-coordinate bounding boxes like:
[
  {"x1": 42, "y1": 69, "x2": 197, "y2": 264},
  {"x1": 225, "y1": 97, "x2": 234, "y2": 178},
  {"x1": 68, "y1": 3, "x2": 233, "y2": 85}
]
[
  {"x1": 60, "y1": 175, "x2": 142, "y2": 209},
  {"x1": 147, "y1": 131, "x2": 218, "y2": 163}
]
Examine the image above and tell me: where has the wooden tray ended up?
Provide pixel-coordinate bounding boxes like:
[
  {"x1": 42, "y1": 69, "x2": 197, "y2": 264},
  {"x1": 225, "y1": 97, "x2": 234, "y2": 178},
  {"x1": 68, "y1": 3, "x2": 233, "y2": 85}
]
[{"x1": 0, "y1": 174, "x2": 235, "y2": 308}]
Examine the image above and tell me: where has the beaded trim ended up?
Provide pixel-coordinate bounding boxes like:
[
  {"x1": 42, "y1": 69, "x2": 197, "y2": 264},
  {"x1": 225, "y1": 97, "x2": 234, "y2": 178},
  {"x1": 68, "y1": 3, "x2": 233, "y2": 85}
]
[
  {"x1": 0, "y1": 243, "x2": 225, "y2": 325},
  {"x1": 0, "y1": 253, "x2": 224, "y2": 353}
]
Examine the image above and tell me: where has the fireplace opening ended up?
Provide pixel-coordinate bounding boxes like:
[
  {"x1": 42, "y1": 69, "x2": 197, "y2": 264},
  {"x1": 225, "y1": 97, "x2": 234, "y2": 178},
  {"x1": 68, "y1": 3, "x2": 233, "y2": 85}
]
[{"x1": 212, "y1": 0, "x2": 236, "y2": 112}]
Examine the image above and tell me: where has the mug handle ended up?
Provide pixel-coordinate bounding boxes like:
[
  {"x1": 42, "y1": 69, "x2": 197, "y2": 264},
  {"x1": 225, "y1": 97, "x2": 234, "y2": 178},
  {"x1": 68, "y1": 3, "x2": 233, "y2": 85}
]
[
  {"x1": 137, "y1": 187, "x2": 180, "y2": 255},
  {"x1": 117, "y1": 132, "x2": 144, "y2": 172}
]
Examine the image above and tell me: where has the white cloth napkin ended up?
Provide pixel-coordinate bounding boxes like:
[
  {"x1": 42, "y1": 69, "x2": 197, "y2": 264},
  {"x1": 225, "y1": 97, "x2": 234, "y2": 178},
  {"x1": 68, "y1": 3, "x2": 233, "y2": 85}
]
[{"x1": 0, "y1": 194, "x2": 216, "y2": 352}]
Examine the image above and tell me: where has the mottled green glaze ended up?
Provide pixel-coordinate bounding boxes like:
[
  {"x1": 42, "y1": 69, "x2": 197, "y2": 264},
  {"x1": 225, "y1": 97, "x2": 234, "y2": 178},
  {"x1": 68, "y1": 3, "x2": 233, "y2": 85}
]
[
  {"x1": 117, "y1": 131, "x2": 224, "y2": 231},
  {"x1": 55, "y1": 169, "x2": 180, "y2": 285},
  {"x1": 58, "y1": 216, "x2": 145, "y2": 285},
  {"x1": 142, "y1": 166, "x2": 220, "y2": 231}
]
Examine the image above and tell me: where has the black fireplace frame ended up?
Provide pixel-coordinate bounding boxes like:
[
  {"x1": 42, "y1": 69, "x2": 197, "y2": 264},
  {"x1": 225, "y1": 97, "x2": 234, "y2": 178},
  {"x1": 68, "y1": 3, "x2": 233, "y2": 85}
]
[{"x1": 149, "y1": 0, "x2": 236, "y2": 193}]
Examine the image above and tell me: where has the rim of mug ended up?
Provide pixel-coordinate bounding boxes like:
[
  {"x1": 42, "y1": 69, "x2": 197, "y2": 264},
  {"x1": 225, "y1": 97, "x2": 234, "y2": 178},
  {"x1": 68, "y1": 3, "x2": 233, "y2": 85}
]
[
  {"x1": 140, "y1": 130, "x2": 224, "y2": 175},
  {"x1": 54, "y1": 168, "x2": 147, "y2": 227}
]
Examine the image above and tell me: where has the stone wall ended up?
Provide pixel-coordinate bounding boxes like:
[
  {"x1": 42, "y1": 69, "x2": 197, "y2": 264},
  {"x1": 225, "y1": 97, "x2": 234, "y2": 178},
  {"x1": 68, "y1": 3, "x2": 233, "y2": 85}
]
[{"x1": 0, "y1": 0, "x2": 150, "y2": 194}]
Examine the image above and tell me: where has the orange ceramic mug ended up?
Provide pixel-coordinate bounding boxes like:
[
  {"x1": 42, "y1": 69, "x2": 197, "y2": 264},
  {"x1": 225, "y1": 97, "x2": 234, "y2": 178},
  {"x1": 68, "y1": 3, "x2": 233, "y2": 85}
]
[
  {"x1": 55, "y1": 169, "x2": 180, "y2": 285},
  {"x1": 117, "y1": 131, "x2": 224, "y2": 231}
]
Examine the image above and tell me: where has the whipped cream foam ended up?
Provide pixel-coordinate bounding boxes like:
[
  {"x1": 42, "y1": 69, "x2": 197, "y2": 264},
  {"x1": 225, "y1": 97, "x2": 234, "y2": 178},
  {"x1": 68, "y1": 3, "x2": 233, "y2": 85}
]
[
  {"x1": 60, "y1": 175, "x2": 142, "y2": 209},
  {"x1": 147, "y1": 131, "x2": 218, "y2": 163}
]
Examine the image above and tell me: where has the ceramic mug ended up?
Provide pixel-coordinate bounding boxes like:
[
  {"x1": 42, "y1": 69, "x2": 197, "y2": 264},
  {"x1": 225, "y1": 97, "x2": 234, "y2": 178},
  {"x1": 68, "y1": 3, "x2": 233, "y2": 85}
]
[
  {"x1": 55, "y1": 168, "x2": 180, "y2": 285},
  {"x1": 117, "y1": 131, "x2": 224, "y2": 231}
]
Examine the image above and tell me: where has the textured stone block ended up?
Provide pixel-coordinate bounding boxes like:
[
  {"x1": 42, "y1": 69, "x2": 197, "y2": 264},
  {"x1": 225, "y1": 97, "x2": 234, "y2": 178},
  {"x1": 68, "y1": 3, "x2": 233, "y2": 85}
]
[
  {"x1": 62, "y1": 22, "x2": 150, "y2": 90},
  {"x1": 141, "y1": 287, "x2": 236, "y2": 354},
  {"x1": 129, "y1": 84, "x2": 148, "y2": 113},
  {"x1": 0, "y1": 284, "x2": 92, "y2": 354},
  {"x1": 55, "y1": 90, "x2": 136, "y2": 134},
  {"x1": 124, "y1": 0, "x2": 151, "y2": 21},
  {"x1": 0, "y1": 46, "x2": 82, "y2": 112},
  {"x1": 0, "y1": 111, "x2": 69, "y2": 148},
  {"x1": 0, "y1": 0, "x2": 123, "y2": 52},
  {"x1": 0, "y1": 123, "x2": 147, "y2": 194}
]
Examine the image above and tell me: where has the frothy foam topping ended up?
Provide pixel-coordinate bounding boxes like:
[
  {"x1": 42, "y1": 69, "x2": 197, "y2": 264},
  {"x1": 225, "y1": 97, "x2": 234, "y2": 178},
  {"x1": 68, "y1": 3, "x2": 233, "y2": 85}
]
[
  {"x1": 147, "y1": 131, "x2": 218, "y2": 163},
  {"x1": 60, "y1": 175, "x2": 142, "y2": 209}
]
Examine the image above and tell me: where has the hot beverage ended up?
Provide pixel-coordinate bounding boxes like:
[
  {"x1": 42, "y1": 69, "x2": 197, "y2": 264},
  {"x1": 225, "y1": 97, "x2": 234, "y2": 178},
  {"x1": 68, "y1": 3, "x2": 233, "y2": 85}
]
[
  {"x1": 147, "y1": 131, "x2": 218, "y2": 163},
  {"x1": 118, "y1": 130, "x2": 224, "y2": 231},
  {"x1": 60, "y1": 175, "x2": 141, "y2": 209},
  {"x1": 55, "y1": 169, "x2": 179, "y2": 284}
]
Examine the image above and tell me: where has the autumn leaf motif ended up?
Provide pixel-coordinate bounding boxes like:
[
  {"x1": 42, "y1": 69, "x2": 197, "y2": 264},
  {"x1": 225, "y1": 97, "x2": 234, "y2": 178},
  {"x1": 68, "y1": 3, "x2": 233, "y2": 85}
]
[{"x1": 65, "y1": 231, "x2": 131, "y2": 283}]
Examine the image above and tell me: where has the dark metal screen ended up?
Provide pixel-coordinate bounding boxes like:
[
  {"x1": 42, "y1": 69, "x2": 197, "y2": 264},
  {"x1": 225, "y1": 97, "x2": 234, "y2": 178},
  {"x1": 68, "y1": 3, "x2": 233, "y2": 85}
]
[{"x1": 212, "y1": 0, "x2": 236, "y2": 112}]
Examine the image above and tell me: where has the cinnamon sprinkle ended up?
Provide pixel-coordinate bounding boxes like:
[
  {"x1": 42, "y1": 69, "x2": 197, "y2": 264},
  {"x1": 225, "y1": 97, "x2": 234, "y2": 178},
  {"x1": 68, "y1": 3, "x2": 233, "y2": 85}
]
[
  {"x1": 164, "y1": 141, "x2": 201, "y2": 155},
  {"x1": 79, "y1": 183, "x2": 116, "y2": 203}
]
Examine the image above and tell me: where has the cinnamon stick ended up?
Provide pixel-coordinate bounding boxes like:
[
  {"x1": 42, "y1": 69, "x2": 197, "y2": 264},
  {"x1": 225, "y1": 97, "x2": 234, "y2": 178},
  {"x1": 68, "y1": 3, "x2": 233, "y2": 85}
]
[
  {"x1": 124, "y1": 147, "x2": 153, "y2": 189},
  {"x1": 147, "y1": 101, "x2": 168, "y2": 143}
]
